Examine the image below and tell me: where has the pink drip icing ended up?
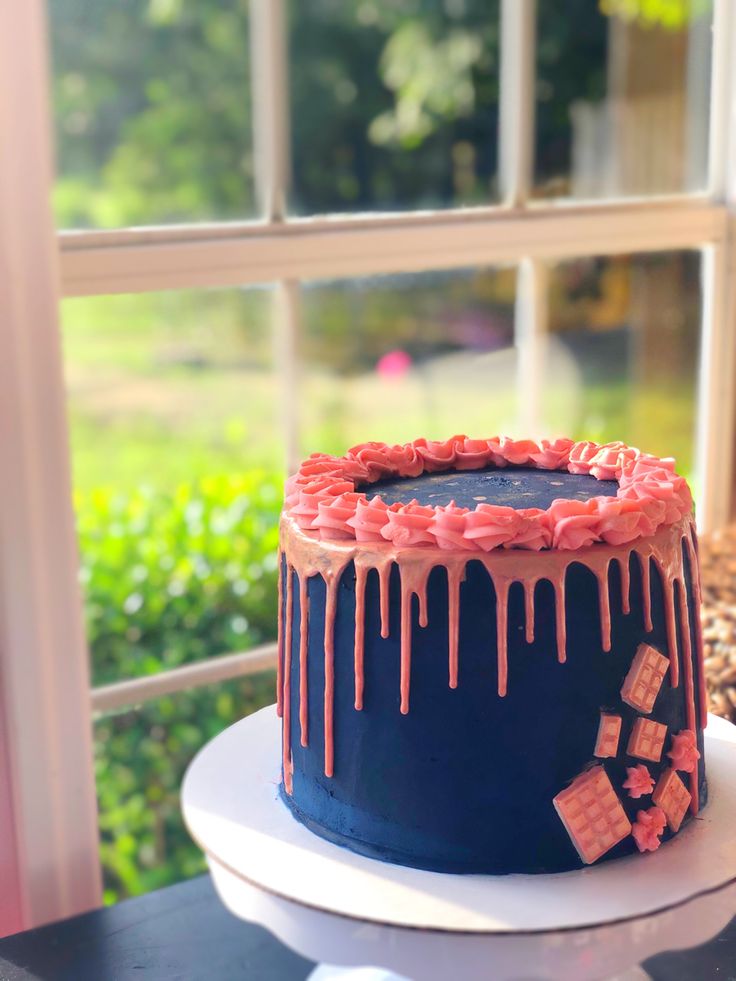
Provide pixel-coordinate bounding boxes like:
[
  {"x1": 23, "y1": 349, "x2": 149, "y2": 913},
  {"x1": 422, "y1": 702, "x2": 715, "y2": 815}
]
[
  {"x1": 639, "y1": 552, "x2": 653, "y2": 632},
  {"x1": 399, "y1": 560, "x2": 431, "y2": 714},
  {"x1": 276, "y1": 550, "x2": 284, "y2": 718},
  {"x1": 619, "y1": 554, "x2": 631, "y2": 615},
  {"x1": 299, "y1": 576, "x2": 309, "y2": 746},
  {"x1": 282, "y1": 563, "x2": 294, "y2": 794},
  {"x1": 378, "y1": 564, "x2": 391, "y2": 639},
  {"x1": 279, "y1": 514, "x2": 703, "y2": 817},
  {"x1": 324, "y1": 574, "x2": 339, "y2": 777},
  {"x1": 655, "y1": 554, "x2": 680, "y2": 688},
  {"x1": 494, "y1": 577, "x2": 510, "y2": 697},
  {"x1": 675, "y1": 576, "x2": 698, "y2": 813},
  {"x1": 553, "y1": 576, "x2": 567, "y2": 663},
  {"x1": 447, "y1": 564, "x2": 463, "y2": 688},
  {"x1": 597, "y1": 558, "x2": 612, "y2": 652},
  {"x1": 524, "y1": 580, "x2": 536, "y2": 643},
  {"x1": 354, "y1": 563, "x2": 368, "y2": 711},
  {"x1": 684, "y1": 531, "x2": 708, "y2": 728}
]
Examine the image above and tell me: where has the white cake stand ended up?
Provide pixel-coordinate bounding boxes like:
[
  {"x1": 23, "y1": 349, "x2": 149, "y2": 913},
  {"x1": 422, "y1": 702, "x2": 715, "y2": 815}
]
[{"x1": 181, "y1": 707, "x2": 736, "y2": 981}]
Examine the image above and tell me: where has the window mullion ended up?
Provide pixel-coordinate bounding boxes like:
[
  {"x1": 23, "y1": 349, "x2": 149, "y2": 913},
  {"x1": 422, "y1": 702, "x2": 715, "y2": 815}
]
[
  {"x1": 249, "y1": 0, "x2": 290, "y2": 221},
  {"x1": 498, "y1": 0, "x2": 536, "y2": 207},
  {"x1": 515, "y1": 258, "x2": 548, "y2": 435},
  {"x1": 274, "y1": 279, "x2": 303, "y2": 474}
]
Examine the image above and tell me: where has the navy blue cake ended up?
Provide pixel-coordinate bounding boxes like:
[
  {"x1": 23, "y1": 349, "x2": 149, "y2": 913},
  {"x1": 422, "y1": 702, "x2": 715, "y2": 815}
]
[{"x1": 277, "y1": 436, "x2": 707, "y2": 874}]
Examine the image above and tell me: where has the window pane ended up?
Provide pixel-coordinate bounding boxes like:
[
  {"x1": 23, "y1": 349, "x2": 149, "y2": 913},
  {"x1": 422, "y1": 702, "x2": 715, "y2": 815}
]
[
  {"x1": 299, "y1": 268, "x2": 517, "y2": 455},
  {"x1": 50, "y1": 0, "x2": 254, "y2": 228},
  {"x1": 62, "y1": 289, "x2": 282, "y2": 685},
  {"x1": 288, "y1": 1, "x2": 501, "y2": 215},
  {"x1": 534, "y1": 1, "x2": 711, "y2": 199},
  {"x1": 95, "y1": 673, "x2": 275, "y2": 902},
  {"x1": 540, "y1": 250, "x2": 701, "y2": 481}
]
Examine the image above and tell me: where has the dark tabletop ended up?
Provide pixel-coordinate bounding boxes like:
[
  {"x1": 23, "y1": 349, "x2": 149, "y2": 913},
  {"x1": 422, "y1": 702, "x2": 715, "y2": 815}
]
[{"x1": 0, "y1": 874, "x2": 734, "y2": 980}]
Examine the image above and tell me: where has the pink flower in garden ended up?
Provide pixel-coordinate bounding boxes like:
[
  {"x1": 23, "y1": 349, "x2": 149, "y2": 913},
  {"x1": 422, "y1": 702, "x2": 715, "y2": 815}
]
[
  {"x1": 667, "y1": 730, "x2": 701, "y2": 773},
  {"x1": 631, "y1": 806, "x2": 667, "y2": 853},
  {"x1": 376, "y1": 349, "x2": 412, "y2": 379},
  {"x1": 623, "y1": 764, "x2": 655, "y2": 799}
]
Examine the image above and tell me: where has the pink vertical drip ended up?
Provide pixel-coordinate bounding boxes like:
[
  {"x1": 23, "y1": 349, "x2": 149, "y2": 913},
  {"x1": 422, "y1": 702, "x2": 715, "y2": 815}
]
[
  {"x1": 398, "y1": 559, "x2": 431, "y2": 714},
  {"x1": 282, "y1": 564, "x2": 294, "y2": 794},
  {"x1": 399, "y1": 579, "x2": 413, "y2": 715},
  {"x1": 447, "y1": 566, "x2": 462, "y2": 689},
  {"x1": 676, "y1": 577, "x2": 699, "y2": 813},
  {"x1": 619, "y1": 553, "x2": 631, "y2": 615},
  {"x1": 354, "y1": 563, "x2": 368, "y2": 710},
  {"x1": 638, "y1": 552, "x2": 653, "y2": 633},
  {"x1": 553, "y1": 574, "x2": 567, "y2": 663},
  {"x1": 276, "y1": 550, "x2": 284, "y2": 717},
  {"x1": 656, "y1": 557, "x2": 680, "y2": 688},
  {"x1": 523, "y1": 580, "x2": 536, "y2": 644},
  {"x1": 597, "y1": 559, "x2": 612, "y2": 652},
  {"x1": 494, "y1": 577, "x2": 510, "y2": 697},
  {"x1": 685, "y1": 532, "x2": 708, "y2": 727},
  {"x1": 299, "y1": 575, "x2": 310, "y2": 746},
  {"x1": 324, "y1": 575, "x2": 339, "y2": 777},
  {"x1": 378, "y1": 563, "x2": 391, "y2": 638}
]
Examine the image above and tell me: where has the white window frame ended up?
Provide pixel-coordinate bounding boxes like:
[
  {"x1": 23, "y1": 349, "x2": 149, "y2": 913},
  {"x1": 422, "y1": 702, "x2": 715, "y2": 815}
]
[{"x1": 2, "y1": 0, "x2": 735, "y2": 927}]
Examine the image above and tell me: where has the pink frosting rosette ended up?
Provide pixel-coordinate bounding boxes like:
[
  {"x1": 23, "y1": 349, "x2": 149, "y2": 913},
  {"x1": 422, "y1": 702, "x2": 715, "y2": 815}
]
[
  {"x1": 528, "y1": 437, "x2": 574, "y2": 470},
  {"x1": 283, "y1": 434, "x2": 693, "y2": 550},
  {"x1": 284, "y1": 459, "x2": 343, "y2": 506},
  {"x1": 496, "y1": 436, "x2": 539, "y2": 466},
  {"x1": 455, "y1": 437, "x2": 494, "y2": 471},
  {"x1": 549, "y1": 499, "x2": 602, "y2": 550},
  {"x1": 485, "y1": 436, "x2": 510, "y2": 468},
  {"x1": 567, "y1": 440, "x2": 600, "y2": 475},
  {"x1": 667, "y1": 729, "x2": 701, "y2": 773},
  {"x1": 346, "y1": 442, "x2": 395, "y2": 482},
  {"x1": 384, "y1": 442, "x2": 424, "y2": 478},
  {"x1": 632, "y1": 806, "x2": 667, "y2": 853},
  {"x1": 312, "y1": 492, "x2": 364, "y2": 541},
  {"x1": 382, "y1": 502, "x2": 437, "y2": 547},
  {"x1": 463, "y1": 504, "x2": 522, "y2": 551},
  {"x1": 346, "y1": 496, "x2": 401, "y2": 542},
  {"x1": 290, "y1": 477, "x2": 353, "y2": 530},
  {"x1": 506, "y1": 508, "x2": 553, "y2": 551},
  {"x1": 595, "y1": 497, "x2": 653, "y2": 546},
  {"x1": 413, "y1": 436, "x2": 464, "y2": 473},
  {"x1": 429, "y1": 503, "x2": 476, "y2": 551}
]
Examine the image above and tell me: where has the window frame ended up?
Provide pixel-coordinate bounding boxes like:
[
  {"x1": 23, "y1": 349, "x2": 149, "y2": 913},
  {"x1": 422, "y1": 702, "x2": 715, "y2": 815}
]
[{"x1": 2, "y1": 0, "x2": 735, "y2": 929}]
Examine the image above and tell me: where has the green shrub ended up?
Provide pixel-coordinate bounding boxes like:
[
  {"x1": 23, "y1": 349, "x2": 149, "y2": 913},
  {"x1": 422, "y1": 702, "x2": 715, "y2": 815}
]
[{"x1": 77, "y1": 472, "x2": 283, "y2": 901}]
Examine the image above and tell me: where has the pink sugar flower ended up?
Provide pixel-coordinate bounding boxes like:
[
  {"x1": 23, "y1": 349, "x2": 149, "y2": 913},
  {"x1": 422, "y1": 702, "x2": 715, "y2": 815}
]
[
  {"x1": 623, "y1": 764, "x2": 655, "y2": 799},
  {"x1": 631, "y1": 806, "x2": 667, "y2": 853},
  {"x1": 667, "y1": 730, "x2": 701, "y2": 773}
]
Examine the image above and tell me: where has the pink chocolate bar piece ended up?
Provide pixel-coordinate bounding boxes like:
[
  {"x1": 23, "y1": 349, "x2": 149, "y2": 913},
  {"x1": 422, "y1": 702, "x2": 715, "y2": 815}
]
[
  {"x1": 621, "y1": 643, "x2": 669, "y2": 713},
  {"x1": 594, "y1": 712, "x2": 622, "y2": 758},
  {"x1": 554, "y1": 766, "x2": 632, "y2": 865},
  {"x1": 653, "y1": 768, "x2": 692, "y2": 832}
]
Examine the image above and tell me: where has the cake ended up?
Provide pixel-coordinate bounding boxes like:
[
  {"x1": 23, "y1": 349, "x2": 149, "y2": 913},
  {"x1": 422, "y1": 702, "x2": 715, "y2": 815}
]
[{"x1": 276, "y1": 436, "x2": 707, "y2": 874}]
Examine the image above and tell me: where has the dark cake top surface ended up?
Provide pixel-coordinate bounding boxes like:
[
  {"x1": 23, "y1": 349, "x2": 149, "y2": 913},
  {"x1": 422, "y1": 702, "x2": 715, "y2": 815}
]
[{"x1": 368, "y1": 466, "x2": 618, "y2": 511}]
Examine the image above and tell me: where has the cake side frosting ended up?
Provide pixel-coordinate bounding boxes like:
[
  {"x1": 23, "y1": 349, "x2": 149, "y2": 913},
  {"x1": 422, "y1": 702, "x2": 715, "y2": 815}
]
[{"x1": 276, "y1": 436, "x2": 707, "y2": 874}]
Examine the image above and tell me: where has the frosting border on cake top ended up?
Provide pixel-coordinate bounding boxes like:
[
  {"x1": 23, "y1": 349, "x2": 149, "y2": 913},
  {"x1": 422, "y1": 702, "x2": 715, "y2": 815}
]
[{"x1": 284, "y1": 436, "x2": 693, "y2": 551}]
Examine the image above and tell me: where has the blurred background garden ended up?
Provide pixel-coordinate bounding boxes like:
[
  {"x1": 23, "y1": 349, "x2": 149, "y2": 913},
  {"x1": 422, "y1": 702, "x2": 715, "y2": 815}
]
[{"x1": 51, "y1": 0, "x2": 710, "y2": 901}]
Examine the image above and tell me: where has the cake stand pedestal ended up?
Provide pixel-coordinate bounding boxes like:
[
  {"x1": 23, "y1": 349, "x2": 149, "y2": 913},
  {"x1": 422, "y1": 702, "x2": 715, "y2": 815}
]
[{"x1": 182, "y1": 707, "x2": 736, "y2": 981}]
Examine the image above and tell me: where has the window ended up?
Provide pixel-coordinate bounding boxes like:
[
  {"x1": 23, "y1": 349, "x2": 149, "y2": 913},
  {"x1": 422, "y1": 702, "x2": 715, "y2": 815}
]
[{"x1": 2, "y1": 0, "x2": 735, "y2": 926}]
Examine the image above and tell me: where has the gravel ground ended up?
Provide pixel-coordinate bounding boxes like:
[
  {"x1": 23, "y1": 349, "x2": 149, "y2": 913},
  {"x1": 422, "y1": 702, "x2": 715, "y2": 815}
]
[{"x1": 699, "y1": 525, "x2": 736, "y2": 723}]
